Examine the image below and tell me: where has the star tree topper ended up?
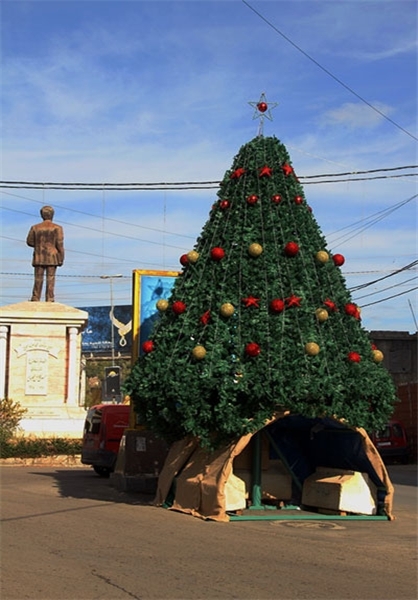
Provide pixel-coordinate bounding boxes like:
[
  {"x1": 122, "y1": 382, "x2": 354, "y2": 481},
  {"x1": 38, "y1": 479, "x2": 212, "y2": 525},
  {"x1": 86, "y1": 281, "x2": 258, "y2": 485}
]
[{"x1": 248, "y1": 92, "x2": 279, "y2": 136}]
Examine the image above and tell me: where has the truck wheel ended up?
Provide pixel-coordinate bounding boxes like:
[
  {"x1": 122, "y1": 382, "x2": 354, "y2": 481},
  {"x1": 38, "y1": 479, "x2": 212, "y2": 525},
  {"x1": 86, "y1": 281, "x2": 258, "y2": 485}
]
[{"x1": 93, "y1": 466, "x2": 111, "y2": 478}]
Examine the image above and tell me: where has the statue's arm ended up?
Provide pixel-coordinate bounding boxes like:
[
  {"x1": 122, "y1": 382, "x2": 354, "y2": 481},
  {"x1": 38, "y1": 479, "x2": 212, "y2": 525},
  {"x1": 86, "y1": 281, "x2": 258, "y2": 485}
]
[
  {"x1": 56, "y1": 225, "x2": 65, "y2": 265},
  {"x1": 26, "y1": 227, "x2": 35, "y2": 248}
]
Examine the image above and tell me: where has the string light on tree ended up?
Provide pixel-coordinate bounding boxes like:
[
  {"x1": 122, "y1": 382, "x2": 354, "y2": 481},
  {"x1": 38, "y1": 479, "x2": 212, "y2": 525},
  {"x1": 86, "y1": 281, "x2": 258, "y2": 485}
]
[{"x1": 124, "y1": 106, "x2": 397, "y2": 450}]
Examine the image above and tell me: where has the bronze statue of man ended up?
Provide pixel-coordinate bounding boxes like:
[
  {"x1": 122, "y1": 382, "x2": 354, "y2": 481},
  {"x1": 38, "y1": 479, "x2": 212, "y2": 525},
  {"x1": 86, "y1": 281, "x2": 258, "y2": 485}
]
[{"x1": 26, "y1": 205, "x2": 65, "y2": 302}]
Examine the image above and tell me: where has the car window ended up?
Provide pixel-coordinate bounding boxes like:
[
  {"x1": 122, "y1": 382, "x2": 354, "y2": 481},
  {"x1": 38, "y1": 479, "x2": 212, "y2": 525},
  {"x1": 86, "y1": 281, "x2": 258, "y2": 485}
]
[
  {"x1": 392, "y1": 424, "x2": 404, "y2": 438},
  {"x1": 376, "y1": 425, "x2": 390, "y2": 439}
]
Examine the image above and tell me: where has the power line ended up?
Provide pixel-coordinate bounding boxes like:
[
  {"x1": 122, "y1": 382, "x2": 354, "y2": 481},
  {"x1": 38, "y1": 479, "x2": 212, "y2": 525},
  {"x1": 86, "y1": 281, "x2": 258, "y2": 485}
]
[
  {"x1": 0, "y1": 205, "x2": 190, "y2": 251},
  {"x1": 0, "y1": 165, "x2": 416, "y2": 190},
  {"x1": 0, "y1": 190, "x2": 197, "y2": 240},
  {"x1": 301, "y1": 165, "x2": 418, "y2": 180},
  {"x1": 241, "y1": 0, "x2": 418, "y2": 142},
  {"x1": 306, "y1": 173, "x2": 417, "y2": 185},
  {"x1": 349, "y1": 260, "x2": 418, "y2": 292},
  {"x1": 361, "y1": 286, "x2": 418, "y2": 307},
  {"x1": 328, "y1": 194, "x2": 417, "y2": 248},
  {"x1": 328, "y1": 195, "x2": 416, "y2": 237},
  {"x1": 354, "y1": 275, "x2": 418, "y2": 301},
  {"x1": 0, "y1": 235, "x2": 143, "y2": 264}
]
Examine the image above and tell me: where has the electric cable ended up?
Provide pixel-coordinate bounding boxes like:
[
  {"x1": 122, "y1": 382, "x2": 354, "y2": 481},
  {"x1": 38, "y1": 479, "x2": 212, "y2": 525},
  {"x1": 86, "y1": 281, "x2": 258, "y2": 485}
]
[
  {"x1": 0, "y1": 165, "x2": 416, "y2": 190},
  {"x1": 241, "y1": 0, "x2": 418, "y2": 142},
  {"x1": 349, "y1": 260, "x2": 418, "y2": 292},
  {"x1": 361, "y1": 286, "x2": 418, "y2": 307},
  {"x1": 353, "y1": 275, "x2": 418, "y2": 301}
]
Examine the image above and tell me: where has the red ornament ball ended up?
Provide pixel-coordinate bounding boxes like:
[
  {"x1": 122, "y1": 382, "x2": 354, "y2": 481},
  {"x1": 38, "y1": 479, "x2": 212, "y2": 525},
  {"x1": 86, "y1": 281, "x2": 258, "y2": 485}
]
[
  {"x1": 294, "y1": 195, "x2": 303, "y2": 205},
  {"x1": 284, "y1": 241, "x2": 300, "y2": 257},
  {"x1": 271, "y1": 194, "x2": 282, "y2": 204},
  {"x1": 220, "y1": 200, "x2": 230, "y2": 210},
  {"x1": 172, "y1": 300, "x2": 187, "y2": 315},
  {"x1": 333, "y1": 253, "x2": 345, "y2": 267},
  {"x1": 257, "y1": 102, "x2": 268, "y2": 113},
  {"x1": 270, "y1": 299, "x2": 285, "y2": 313},
  {"x1": 180, "y1": 254, "x2": 189, "y2": 266},
  {"x1": 211, "y1": 247, "x2": 225, "y2": 261},
  {"x1": 247, "y1": 194, "x2": 259, "y2": 205},
  {"x1": 245, "y1": 342, "x2": 261, "y2": 357},
  {"x1": 142, "y1": 340, "x2": 154, "y2": 354},
  {"x1": 348, "y1": 351, "x2": 361, "y2": 363}
]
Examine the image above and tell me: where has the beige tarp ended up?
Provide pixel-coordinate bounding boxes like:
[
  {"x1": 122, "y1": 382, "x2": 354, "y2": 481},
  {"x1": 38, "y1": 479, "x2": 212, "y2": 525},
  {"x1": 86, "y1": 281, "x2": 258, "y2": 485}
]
[
  {"x1": 357, "y1": 426, "x2": 395, "y2": 519},
  {"x1": 155, "y1": 417, "x2": 395, "y2": 522}
]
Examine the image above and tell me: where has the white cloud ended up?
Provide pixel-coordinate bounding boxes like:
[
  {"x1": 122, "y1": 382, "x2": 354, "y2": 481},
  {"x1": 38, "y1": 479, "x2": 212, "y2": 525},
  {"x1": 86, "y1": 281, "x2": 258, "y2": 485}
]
[
  {"x1": 322, "y1": 102, "x2": 394, "y2": 129},
  {"x1": 1, "y1": 0, "x2": 417, "y2": 332}
]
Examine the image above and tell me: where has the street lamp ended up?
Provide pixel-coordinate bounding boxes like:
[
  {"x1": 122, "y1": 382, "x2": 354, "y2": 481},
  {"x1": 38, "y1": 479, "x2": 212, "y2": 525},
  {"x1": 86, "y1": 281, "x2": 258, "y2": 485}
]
[{"x1": 100, "y1": 274, "x2": 123, "y2": 366}]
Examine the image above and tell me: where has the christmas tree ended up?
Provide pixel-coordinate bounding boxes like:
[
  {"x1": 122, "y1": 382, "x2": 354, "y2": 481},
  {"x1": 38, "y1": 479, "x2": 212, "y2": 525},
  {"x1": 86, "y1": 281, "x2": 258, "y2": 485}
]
[{"x1": 125, "y1": 106, "x2": 397, "y2": 449}]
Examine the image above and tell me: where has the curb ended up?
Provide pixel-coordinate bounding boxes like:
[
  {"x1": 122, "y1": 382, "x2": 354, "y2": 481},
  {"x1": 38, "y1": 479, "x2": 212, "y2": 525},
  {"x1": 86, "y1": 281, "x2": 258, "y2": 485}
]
[{"x1": 0, "y1": 455, "x2": 85, "y2": 467}]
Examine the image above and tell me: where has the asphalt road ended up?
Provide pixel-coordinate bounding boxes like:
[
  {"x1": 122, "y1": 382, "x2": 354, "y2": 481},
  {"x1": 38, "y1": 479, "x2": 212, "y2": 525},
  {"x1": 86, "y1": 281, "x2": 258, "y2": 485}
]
[{"x1": 1, "y1": 464, "x2": 416, "y2": 600}]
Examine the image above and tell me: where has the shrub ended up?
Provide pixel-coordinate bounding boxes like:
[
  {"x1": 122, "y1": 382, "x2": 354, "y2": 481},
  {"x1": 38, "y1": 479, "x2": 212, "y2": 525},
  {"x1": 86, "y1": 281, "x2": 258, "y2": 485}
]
[
  {"x1": 0, "y1": 398, "x2": 27, "y2": 445},
  {"x1": 0, "y1": 437, "x2": 82, "y2": 459}
]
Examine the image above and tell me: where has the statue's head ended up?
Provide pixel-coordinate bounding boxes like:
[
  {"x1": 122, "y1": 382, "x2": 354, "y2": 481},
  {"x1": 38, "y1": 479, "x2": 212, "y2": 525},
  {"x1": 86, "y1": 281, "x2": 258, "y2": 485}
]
[{"x1": 40, "y1": 205, "x2": 54, "y2": 220}]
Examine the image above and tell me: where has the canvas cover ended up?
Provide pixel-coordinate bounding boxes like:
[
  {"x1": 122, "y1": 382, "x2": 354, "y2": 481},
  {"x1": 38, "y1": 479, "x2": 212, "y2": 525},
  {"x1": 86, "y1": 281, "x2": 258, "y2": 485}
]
[{"x1": 155, "y1": 415, "x2": 394, "y2": 522}]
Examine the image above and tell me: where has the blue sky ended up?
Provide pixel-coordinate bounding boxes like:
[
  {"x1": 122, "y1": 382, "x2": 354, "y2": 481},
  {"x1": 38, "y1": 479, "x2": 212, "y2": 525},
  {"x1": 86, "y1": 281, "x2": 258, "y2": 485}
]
[{"x1": 1, "y1": 0, "x2": 417, "y2": 332}]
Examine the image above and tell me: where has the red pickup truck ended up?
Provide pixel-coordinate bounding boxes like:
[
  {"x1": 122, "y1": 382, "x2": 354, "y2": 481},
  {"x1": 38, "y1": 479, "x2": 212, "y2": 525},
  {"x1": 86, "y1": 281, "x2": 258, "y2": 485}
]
[
  {"x1": 370, "y1": 420, "x2": 410, "y2": 464},
  {"x1": 81, "y1": 403, "x2": 130, "y2": 477}
]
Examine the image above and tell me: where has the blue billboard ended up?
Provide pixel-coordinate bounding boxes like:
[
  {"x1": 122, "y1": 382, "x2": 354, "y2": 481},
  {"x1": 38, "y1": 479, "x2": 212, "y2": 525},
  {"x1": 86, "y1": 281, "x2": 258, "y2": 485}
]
[{"x1": 78, "y1": 304, "x2": 133, "y2": 354}]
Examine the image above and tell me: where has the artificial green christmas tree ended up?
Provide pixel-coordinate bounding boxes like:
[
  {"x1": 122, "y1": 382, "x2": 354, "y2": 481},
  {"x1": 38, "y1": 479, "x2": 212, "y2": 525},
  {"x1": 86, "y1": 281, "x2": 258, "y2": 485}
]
[{"x1": 125, "y1": 111, "x2": 397, "y2": 449}]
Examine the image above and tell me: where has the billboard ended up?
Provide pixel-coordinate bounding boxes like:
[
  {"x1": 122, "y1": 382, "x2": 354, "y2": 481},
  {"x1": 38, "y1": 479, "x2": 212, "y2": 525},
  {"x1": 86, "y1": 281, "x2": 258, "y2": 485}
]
[
  {"x1": 78, "y1": 304, "x2": 133, "y2": 354},
  {"x1": 78, "y1": 270, "x2": 178, "y2": 359},
  {"x1": 132, "y1": 269, "x2": 179, "y2": 361}
]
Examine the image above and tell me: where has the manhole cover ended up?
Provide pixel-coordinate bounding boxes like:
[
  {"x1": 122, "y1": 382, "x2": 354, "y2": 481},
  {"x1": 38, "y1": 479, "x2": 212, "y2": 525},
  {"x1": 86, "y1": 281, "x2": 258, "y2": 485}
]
[{"x1": 272, "y1": 521, "x2": 346, "y2": 530}]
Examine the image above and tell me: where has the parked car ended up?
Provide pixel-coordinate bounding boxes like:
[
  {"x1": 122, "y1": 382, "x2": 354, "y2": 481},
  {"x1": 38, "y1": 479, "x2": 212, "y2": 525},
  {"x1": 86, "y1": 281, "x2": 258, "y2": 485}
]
[
  {"x1": 81, "y1": 403, "x2": 130, "y2": 477},
  {"x1": 370, "y1": 420, "x2": 410, "y2": 464}
]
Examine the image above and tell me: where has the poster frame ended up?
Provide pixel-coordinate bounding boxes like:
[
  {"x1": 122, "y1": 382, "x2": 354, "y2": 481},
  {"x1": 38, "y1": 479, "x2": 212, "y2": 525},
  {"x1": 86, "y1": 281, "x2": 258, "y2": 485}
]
[{"x1": 131, "y1": 269, "x2": 179, "y2": 364}]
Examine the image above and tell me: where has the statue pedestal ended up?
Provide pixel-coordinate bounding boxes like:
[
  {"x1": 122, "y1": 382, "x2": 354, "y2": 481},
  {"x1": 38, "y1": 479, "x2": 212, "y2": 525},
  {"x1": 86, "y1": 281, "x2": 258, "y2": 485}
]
[{"x1": 0, "y1": 302, "x2": 88, "y2": 437}]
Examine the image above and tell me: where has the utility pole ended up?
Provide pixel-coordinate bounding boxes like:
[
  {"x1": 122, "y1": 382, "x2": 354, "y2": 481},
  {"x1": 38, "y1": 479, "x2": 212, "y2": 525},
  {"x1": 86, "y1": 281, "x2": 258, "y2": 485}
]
[
  {"x1": 100, "y1": 274, "x2": 123, "y2": 365},
  {"x1": 101, "y1": 274, "x2": 123, "y2": 402}
]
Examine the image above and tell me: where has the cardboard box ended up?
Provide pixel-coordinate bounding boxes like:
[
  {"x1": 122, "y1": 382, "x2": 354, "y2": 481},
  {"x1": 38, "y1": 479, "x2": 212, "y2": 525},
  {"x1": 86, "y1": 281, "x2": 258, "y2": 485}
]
[
  {"x1": 234, "y1": 460, "x2": 292, "y2": 502},
  {"x1": 302, "y1": 467, "x2": 377, "y2": 515},
  {"x1": 225, "y1": 473, "x2": 247, "y2": 511}
]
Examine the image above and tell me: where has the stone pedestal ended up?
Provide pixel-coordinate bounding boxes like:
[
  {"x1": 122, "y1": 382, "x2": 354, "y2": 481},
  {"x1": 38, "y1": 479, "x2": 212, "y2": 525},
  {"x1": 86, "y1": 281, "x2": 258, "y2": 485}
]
[{"x1": 0, "y1": 302, "x2": 88, "y2": 437}]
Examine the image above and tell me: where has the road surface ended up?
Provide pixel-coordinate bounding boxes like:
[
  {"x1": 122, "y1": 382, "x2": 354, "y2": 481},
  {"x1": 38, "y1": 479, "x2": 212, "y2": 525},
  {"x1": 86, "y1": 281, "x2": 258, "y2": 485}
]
[{"x1": 1, "y1": 464, "x2": 416, "y2": 600}]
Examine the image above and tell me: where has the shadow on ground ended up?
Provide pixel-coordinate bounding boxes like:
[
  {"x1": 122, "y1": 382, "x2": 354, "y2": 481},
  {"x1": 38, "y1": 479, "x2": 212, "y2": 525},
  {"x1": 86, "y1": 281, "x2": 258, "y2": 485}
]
[
  {"x1": 33, "y1": 468, "x2": 156, "y2": 505},
  {"x1": 30, "y1": 464, "x2": 416, "y2": 512}
]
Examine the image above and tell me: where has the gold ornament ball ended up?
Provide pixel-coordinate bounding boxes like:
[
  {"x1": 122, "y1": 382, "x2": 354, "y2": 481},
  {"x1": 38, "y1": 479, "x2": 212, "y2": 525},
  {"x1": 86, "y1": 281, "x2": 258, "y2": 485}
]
[
  {"x1": 305, "y1": 342, "x2": 320, "y2": 356},
  {"x1": 187, "y1": 250, "x2": 199, "y2": 263},
  {"x1": 372, "y1": 349, "x2": 384, "y2": 363},
  {"x1": 220, "y1": 302, "x2": 235, "y2": 317},
  {"x1": 192, "y1": 345, "x2": 207, "y2": 360},
  {"x1": 316, "y1": 250, "x2": 329, "y2": 264},
  {"x1": 156, "y1": 299, "x2": 169, "y2": 312},
  {"x1": 248, "y1": 243, "x2": 263, "y2": 257},
  {"x1": 315, "y1": 308, "x2": 329, "y2": 322}
]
